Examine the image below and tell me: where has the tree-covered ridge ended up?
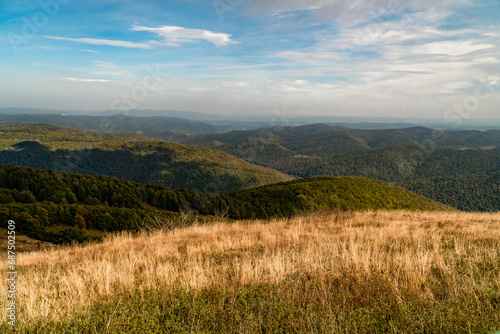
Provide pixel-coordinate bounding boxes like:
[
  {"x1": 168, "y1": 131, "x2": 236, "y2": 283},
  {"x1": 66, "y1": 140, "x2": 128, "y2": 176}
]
[
  {"x1": 0, "y1": 114, "x2": 223, "y2": 141},
  {"x1": 0, "y1": 124, "x2": 291, "y2": 192},
  {"x1": 185, "y1": 124, "x2": 500, "y2": 157},
  {"x1": 402, "y1": 172, "x2": 500, "y2": 212},
  {"x1": 215, "y1": 177, "x2": 452, "y2": 220},
  {"x1": 0, "y1": 165, "x2": 452, "y2": 244},
  {"x1": 487, "y1": 147, "x2": 500, "y2": 156},
  {"x1": 186, "y1": 131, "x2": 500, "y2": 213},
  {"x1": 275, "y1": 146, "x2": 500, "y2": 180},
  {"x1": 0, "y1": 123, "x2": 148, "y2": 150}
]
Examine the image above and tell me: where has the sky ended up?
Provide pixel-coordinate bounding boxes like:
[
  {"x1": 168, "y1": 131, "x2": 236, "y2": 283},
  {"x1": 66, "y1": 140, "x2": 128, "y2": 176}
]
[{"x1": 0, "y1": 0, "x2": 499, "y2": 120}]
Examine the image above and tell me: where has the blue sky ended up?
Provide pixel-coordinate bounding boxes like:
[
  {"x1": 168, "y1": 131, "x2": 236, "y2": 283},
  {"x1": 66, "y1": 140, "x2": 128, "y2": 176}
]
[{"x1": 0, "y1": 0, "x2": 499, "y2": 120}]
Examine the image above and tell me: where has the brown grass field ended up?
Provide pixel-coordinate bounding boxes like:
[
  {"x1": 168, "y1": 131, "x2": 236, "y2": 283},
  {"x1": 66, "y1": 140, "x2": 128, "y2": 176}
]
[{"x1": 1, "y1": 210, "x2": 500, "y2": 333}]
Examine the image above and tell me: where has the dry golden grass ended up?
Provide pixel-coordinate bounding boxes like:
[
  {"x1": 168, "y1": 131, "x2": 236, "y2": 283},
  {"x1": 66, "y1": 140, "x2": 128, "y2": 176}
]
[{"x1": 1, "y1": 210, "x2": 500, "y2": 326}]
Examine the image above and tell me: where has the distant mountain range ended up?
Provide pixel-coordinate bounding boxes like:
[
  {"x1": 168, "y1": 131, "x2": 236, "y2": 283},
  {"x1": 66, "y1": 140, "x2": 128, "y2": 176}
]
[
  {"x1": 2, "y1": 108, "x2": 499, "y2": 130},
  {"x1": 0, "y1": 114, "x2": 225, "y2": 142},
  {"x1": 184, "y1": 124, "x2": 500, "y2": 152}
]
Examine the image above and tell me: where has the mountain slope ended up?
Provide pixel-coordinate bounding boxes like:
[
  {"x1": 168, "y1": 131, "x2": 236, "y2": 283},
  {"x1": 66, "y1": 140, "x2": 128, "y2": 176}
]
[
  {"x1": 0, "y1": 114, "x2": 222, "y2": 142},
  {"x1": 185, "y1": 124, "x2": 500, "y2": 158},
  {"x1": 215, "y1": 177, "x2": 452, "y2": 220},
  {"x1": 275, "y1": 146, "x2": 500, "y2": 181},
  {"x1": 0, "y1": 165, "x2": 452, "y2": 244},
  {"x1": 402, "y1": 172, "x2": 500, "y2": 212},
  {"x1": 0, "y1": 123, "x2": 291, "y2": 192}
]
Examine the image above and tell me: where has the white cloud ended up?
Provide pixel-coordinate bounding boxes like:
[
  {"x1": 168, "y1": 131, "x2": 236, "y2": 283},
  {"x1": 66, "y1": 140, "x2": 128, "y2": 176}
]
[
  {"x1": 276, "y1": 51, "x2": 344, "y2": 63},
  {"x1": 411, "y1": 41, "x2": 493, "y2": 56},
  {"x1": 44, "y1": 25, "x2": 238, "y2": 50},
  {"x1": 90, "y1": 61, "x2": 132, "y2": 77},
  {"x1": 54, "y1": 77, "x2": 110, "y2": 83},
  {"x1": 131, "y1": 25, "x2": 238, "y2": 47},
  {"x1": 44, "y1": 36, "x2": 153, "y2": 49},
  {"x1": 246, "y1": 0, "x2": 474, "y2": 27}
]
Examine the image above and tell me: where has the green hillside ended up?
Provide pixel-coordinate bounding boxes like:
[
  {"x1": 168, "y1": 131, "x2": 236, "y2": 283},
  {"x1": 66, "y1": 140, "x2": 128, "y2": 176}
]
[
  {"x1": 402, "y1": 172, "x2": 500, "y2": 212},
  {"x1": 185, "y1": 124, "x2": 500, "y2": 157},
  {"x1": 0, "y1": 114, "x2": 223, "y2": 142},
  {"x1": 0, "y1": 123, "x2": 291, "y2": 192},
  {"x1": 275, "y1": 146, "x2": 500, "y2": 181},
  {"x1": 187, "y1": 130, "x2": 500, "y2": 213},
  {"x1": 218, "y1": 138, "x2": 295, "y2": 165},
  {"x1": 215, "y1": 177, "x2": 452, "y2": 220},
  {"x1": 488, "y1": 147, "x2": 500, "y2": 156},
  {"x1": 0, "y1": 165, "x2": 452, "y2": 244}
]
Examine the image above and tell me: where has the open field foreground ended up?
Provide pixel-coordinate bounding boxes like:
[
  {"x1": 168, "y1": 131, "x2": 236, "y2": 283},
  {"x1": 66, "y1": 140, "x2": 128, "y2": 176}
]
[{"x1": 1, "y1": 210, "x2": 500, "y2": 333}]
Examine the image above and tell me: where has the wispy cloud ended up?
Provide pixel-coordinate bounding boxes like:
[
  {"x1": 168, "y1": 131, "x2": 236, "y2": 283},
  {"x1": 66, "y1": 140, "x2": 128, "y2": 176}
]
[
  {"x1": 44, "y1": 25, "x2": 238, "y2": 50},
  {"x1": 246, "y1": 0, "x2": 474, "y2": 27},
  {"x1": 54, "y1": 77, "x2": 110, "y2": 83},
  {"x1": 44, "y1": 36, "x2": 153, "y2": 49},
  {"x1": 91, "y1": 61, "x2": 132, "y2": 77},
  {"x1": 410, "y1": 41, "x2": 493, "y2": 56},
  {"x1": 131, "y1": 25, "x2": 239, "y2": 47}
]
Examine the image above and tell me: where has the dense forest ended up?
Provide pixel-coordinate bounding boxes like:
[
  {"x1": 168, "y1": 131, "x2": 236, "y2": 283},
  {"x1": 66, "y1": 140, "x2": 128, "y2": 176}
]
[
  {"x1": 0, "y1": 165, "x2": 451, "y2": 244},
  {"x1": 0, "y1": 124, "x2": 291, "y2": 192},
  {"x1": 185, "y1": 124, "x2": 500, "y2": 155},
  {"x1": 273, "y1": 146, "x2": 500, "y2": 180},
  {"x1": 183, "y1": 125, "x2": 500, "y2": 213},
  {"x1": 0, "y1": 114, "x2": 223, "y2": 142},
  {"x1": 402, "y1": 172, "x2": 500, "y2": 212},
  {"x1": 1, "y1": 122, "x2": 499, "y2": 230}
]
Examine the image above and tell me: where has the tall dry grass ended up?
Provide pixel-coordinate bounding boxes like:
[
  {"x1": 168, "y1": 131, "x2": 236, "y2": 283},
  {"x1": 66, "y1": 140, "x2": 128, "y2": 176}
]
[{"x1": 1, "y1": 210, "x2": 500, "y2": 326}]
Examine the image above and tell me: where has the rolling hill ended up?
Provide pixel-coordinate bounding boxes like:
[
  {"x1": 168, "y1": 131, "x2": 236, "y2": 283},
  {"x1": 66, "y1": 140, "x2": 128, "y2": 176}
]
[
  {"x1": 0, "y1": 114, "x2": 223, "y2": 142},
  {"x1": 185, "y1": 124, "x2": 500, "y2": 158},
  {"x1": 274, "y1": 145, "x2": 500, "y2": 180},
  {"x1": 0, "y1": 164, "x2": 452, "y2": 244},
  {"x1": 214, "y1": 177, "x2": 452, "y2": 220},
  {"x1": 0, "y1": 123, "x2": 291, "y2": 192},
  {"x1": 488, "y1": 147, "x2": 500, "y2": 156},
  {"x1": 184, "y1": 125, "x2": 500, "y2": 212},
  {"x1": 402, "y1": 172, "x2": 500, "y2": 212}
]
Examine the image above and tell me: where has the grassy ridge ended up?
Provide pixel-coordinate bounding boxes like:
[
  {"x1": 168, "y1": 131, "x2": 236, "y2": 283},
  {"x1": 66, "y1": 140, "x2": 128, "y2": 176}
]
[{"x1": 2, "y1": 211, "x2": 499, "y2": 333}]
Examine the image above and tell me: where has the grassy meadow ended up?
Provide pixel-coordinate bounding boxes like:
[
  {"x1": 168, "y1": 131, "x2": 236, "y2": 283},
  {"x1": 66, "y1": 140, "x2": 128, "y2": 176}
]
[{"x1": 1, "y1": 210, "x2": 500, "y2": 333}]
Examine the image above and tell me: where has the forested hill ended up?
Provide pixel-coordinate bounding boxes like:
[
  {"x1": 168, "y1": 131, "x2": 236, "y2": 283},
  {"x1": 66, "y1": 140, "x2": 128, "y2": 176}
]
[
  {"x1": 275, "y1": 146, "x2": 500, "y2": 180},
  {"x1": 184, "y1": 124, "x2": 500, "y2": 156},
  {"x1": 0, "y1": 123, "x2": 291, "y2": 192},
  {"x1": 0, "y1": 165, "x2": 452, "y2": 244},
  {"x1": 0, "y1": 114, "x2": 223, "y2": 141},
  {"x1": 402, "y1": 172, "x2": 500, "y2": 212},
  {"x1": 182, "y1": 125, "x2": 500, "y2": 213}
]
